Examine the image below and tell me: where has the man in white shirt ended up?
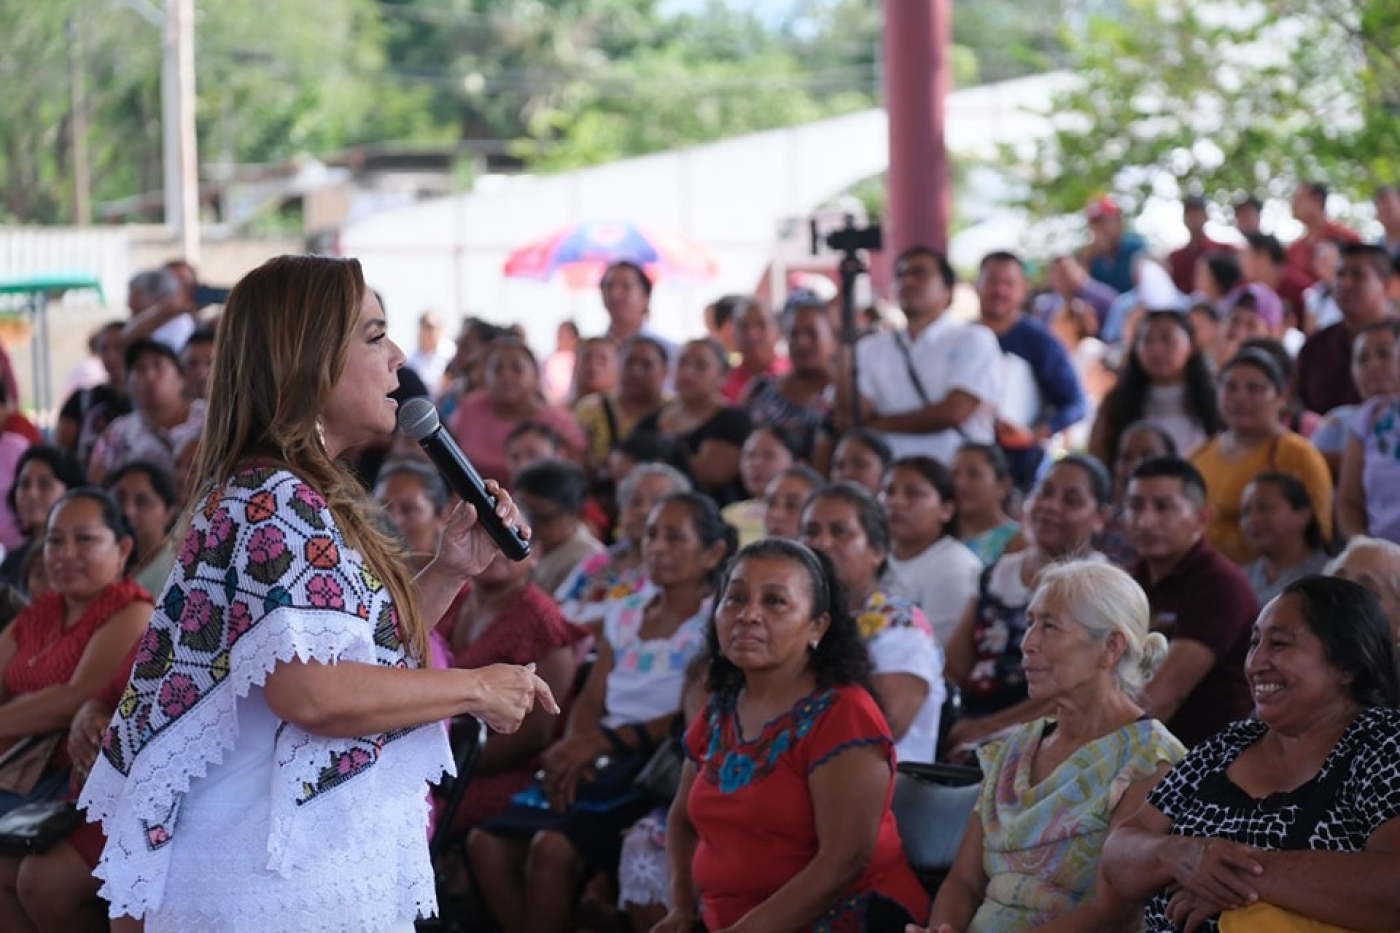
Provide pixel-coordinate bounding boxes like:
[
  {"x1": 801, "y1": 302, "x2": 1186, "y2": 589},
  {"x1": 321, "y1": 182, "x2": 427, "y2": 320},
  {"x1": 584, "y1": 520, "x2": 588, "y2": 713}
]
[
  {"x1": 121, "y1": 260, "x2": 217, "y2": 353},
  {"x1": 405, "y1": 310, "x2": 454, "y2": 393},
  {"x1": 124, "y1": 267, "x2": 193, "y2": 352},
  {"x1": 835, "y1": 246, "x2": 1003, "y2": 464}
]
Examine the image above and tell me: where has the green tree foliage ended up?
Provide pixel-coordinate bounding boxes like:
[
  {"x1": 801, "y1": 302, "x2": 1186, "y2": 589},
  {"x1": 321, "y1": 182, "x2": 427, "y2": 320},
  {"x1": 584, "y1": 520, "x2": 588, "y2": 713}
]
[
  {"x1": 0, "y1": 0, "x2": 1107, "y2": 224},
  {"x1": 1011, "y1": 0, "x2": 1400, "y2": 216},
  {"x1": 197, "y1": 1, "x2": 447, "y2": 163},
  {"x1": 0, "y1": 0, "x2": 442, "y2": 224},
  {"x1": 512, "y1": 0, "x2": 1028, "y2": 170},
  {"x1": 0, "y1": 4, "x2": 128, "y2": 222},
  {"x1": 378, "y1": 0, "x2": 665, "y2": 142},
  {"x1": 1279, "y1": 0, "x2": 1400, "y2": 185},
  {"x1": 949, "y1": 0, "x2": 1102, "y2": 83},
  {"x1": 375, "y1": 0, "x2": 885, "y2": 170},
  {"x1": 515, "y1": 3, "x2": 876, "y2": 169}
]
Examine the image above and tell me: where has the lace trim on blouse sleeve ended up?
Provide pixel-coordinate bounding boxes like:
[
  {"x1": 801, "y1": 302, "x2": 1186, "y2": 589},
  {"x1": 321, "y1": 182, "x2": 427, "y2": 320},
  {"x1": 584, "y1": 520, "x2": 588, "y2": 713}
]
[{"x1": 78, "y1": 469, "x2": 453, "y2": 918}]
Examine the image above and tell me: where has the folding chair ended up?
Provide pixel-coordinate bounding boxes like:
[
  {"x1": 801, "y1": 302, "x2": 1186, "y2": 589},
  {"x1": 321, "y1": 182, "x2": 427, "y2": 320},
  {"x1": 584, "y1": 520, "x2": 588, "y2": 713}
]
[{"x1": 891, "y1": 760, "x2": 982, "y2": 898}]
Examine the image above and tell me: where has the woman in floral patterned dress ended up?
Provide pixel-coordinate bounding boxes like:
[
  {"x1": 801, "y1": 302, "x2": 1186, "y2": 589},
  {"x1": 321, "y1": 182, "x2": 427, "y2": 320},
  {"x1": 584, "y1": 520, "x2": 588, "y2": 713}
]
[
  {"x1": 654, "y1": 537, "x2": 928, "y2": 932},
  {"x1": 912, "y1": 561, "x2": 1183, "y2": 933},
  {"x1": 554, "y1": 462, "x2": 690, "y2": 633},
  {"x1": 943, "y1": 455, "x2": 1112, "y2": 755},
  {"x1": 80, "y1": 255, "x2": 557, "y2": 933},
  {"x1": 800, "y1": 481, "x2": 945, "y2": 765}
]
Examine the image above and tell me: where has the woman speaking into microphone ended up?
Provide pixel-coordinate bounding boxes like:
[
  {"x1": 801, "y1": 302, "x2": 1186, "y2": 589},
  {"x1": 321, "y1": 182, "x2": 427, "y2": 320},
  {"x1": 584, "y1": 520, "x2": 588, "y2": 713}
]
[{"x1": 81, "y1": 255, "x2": 557, "y2": 932}]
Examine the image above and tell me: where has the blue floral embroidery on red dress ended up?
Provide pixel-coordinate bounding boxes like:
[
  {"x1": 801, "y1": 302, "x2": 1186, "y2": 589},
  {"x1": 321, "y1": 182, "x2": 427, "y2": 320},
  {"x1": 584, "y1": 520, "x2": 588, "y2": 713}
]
[
  {"x1": 701, "y1": 688, "x2": 836, "y2": 793},
  {"x1": 812, "y1": 891, "x2": 873, "y2": 932}
]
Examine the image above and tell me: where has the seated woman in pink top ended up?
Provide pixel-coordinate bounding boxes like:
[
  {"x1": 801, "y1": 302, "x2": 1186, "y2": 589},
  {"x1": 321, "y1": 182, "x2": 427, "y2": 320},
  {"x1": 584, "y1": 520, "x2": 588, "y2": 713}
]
[{"x1": 448, "y1": 337, "x2": 586, "y2": 484}]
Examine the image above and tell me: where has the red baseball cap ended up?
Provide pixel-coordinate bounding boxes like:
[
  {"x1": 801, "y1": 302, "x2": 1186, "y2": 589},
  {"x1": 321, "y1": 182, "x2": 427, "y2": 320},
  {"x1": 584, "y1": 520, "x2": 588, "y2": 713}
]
[{"x1": 1085, "y1": 196, "x2": 1121, "y2": 221}]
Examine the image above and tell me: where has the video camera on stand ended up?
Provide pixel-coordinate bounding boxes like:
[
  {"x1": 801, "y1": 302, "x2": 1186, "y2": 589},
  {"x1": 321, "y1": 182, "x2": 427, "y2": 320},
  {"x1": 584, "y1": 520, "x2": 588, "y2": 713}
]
[{"x1": 810, "y1": 214, "x2": 882, "y2": 428}]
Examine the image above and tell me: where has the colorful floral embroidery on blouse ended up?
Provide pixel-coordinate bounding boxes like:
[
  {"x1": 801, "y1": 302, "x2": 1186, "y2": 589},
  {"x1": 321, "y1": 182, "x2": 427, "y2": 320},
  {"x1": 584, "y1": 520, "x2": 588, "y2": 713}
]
[
  {"x1": 90, "y1": 400, "x2": 206, "y2": 477},
  {"x1": 701, "y1": 688, "x2": 836, "y2": 793},
  {"x1": 104, "y1": 467, "x2": 419, "y2": 813},
  {"x1": 855, "y1": 589, "x2": 933, "y2": 642},
  {"x1": 556, "y1": 542, "x2": 648, "y2": 616},
  {"x1": 610, "y1": 593, "x2": 710, "y2": 674}
]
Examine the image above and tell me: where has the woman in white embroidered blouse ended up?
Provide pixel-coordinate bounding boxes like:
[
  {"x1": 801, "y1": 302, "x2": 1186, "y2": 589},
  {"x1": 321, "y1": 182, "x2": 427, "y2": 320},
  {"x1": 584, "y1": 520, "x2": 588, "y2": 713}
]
[{"x1": 80, "y1": 255, "x2": 558, "y2": 933}]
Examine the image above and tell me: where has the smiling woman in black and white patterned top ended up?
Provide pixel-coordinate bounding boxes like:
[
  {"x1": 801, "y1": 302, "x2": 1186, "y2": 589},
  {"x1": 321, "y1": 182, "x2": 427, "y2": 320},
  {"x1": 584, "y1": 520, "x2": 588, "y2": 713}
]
[{"x1": 1101, "y1": 575, "x2": 1400, "y2": 933}]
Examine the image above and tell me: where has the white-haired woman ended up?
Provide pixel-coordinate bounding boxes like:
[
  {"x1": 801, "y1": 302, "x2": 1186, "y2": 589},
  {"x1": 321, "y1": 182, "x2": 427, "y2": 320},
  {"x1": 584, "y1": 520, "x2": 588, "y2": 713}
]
[
  {"x1": 554, "y1": 462, "x2": 691, "y2": 632},
  {"x1": 1326, "y1": 535, "x2": 1400, "y2": 645},
  {"x1": 909, "y1": 561, "x2": 1186, "y2": 933}
]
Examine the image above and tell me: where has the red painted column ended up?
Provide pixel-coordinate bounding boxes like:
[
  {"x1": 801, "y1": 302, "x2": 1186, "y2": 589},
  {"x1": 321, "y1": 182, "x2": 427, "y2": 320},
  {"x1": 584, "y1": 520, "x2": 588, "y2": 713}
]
[{"x1": 883, "y1": 0, "x2": 952, "y2": 258}]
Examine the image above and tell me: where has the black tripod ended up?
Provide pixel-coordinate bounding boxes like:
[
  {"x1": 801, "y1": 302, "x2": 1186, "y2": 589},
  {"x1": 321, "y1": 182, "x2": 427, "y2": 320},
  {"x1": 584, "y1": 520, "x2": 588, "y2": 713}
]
[{"x1": 811, "y1": 214, "x2": 882, "y2": 428}]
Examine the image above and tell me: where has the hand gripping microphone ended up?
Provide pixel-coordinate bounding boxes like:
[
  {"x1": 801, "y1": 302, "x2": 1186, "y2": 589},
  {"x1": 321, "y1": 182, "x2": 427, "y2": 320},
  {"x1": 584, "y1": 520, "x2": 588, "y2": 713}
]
[{"x1": 397, "y1": 397, "x2": 531, "y2": 561}]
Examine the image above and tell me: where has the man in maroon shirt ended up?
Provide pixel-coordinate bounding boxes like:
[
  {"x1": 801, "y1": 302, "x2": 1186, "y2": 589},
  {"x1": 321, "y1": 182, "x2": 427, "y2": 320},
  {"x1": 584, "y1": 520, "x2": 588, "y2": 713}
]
[
  {"x1": 1167, "y1": 196, "x2": 1229, "y2": 294},
  {"x1": 1296, "y1": 244, "x2": 1395, "y2": 416},
  {"x1": 1126, "y1": 457, "x2": 1258, "y2": 747},
  {"x1": 1286, "y1": 181, "x2": 1360, "y2": 285}
]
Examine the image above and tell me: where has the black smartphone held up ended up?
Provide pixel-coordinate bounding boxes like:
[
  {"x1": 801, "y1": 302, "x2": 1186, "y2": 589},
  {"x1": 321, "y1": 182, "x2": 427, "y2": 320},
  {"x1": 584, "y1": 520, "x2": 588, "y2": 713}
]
[{"x1": 192, "y1": 284, "x2": 232, "y2": 307}]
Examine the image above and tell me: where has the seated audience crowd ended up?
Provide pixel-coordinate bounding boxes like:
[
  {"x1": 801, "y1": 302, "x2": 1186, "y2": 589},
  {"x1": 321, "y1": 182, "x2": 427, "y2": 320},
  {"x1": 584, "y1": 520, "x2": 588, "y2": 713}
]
[{"x1": 8, "y1": 185, "x2": 1400, "y2": 933}]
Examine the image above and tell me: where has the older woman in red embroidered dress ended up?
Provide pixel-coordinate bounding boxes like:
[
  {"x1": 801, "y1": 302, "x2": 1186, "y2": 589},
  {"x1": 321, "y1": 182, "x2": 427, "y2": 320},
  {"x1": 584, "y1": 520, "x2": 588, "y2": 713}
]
[{"x1": 654, "y1": 538, "x2": 928, "y2": 933}]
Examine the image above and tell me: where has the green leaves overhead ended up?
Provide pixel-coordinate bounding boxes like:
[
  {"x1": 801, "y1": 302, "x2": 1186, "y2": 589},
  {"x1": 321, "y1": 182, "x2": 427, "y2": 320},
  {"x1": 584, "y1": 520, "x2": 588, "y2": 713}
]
[
  {"x1": 1, "y1": 0, "x2": 1153, "y2": 225},
  {"x1": 1011, "y1": 0, "x2": 1400, "y2": 216},
  {"x1": 0, "y1": 0, "x2": 437, "y2": 224}
]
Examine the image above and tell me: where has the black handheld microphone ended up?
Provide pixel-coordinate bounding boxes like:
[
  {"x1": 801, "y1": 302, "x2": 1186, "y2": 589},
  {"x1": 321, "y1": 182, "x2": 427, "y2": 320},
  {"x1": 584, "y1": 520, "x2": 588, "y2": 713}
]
[{"x1": 397, "y1": 397, "x2": 531, "y2": 562}]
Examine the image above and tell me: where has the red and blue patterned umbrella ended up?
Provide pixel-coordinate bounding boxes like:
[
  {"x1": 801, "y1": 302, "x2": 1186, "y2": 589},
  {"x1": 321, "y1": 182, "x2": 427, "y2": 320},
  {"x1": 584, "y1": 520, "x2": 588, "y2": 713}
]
[{"x1": 503, "y1": 219, "x2": 719, "y2": 289}]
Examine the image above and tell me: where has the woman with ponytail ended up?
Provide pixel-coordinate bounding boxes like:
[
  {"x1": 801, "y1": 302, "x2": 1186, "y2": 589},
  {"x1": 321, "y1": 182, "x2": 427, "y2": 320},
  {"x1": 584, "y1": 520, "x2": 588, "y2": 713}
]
[
  {"x1": 80, "y1": 255, "x2": 557, "y2": 931},
  {"x1": 912, "y1": 561, "x2": 1185, "y2": 933},
  {"x1": 801, "y1": 482, "x2": 946, "y2": 765}
]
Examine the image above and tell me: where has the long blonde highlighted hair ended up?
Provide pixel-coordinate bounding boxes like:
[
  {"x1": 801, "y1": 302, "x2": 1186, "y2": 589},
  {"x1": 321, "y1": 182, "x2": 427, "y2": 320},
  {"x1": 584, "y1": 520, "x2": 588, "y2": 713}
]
[{"x1": 193, "y1": 254, "x2": 428, "y2": 661}]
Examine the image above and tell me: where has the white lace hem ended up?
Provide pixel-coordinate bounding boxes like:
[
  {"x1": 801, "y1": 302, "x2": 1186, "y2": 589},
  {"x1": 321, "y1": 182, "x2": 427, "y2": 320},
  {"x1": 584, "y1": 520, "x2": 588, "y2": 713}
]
[
  {"x1": 80, "y1": 605, "x2": 453, "y2": 919},
  {"x1": 142, "y1": 786, "x2": 440, "y2": 933}
]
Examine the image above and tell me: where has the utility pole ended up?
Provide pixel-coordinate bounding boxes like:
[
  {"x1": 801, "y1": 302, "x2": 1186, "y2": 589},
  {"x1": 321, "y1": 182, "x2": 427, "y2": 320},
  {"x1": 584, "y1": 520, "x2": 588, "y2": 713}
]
[
  {"x1": 67, "y1": 17, "x2": 92, "y2": 226},
  {"x1": 162, "y1": 0, "x2": 200, "y2": 262},
  {"x1": 883, "y1": 0, "x2": 952, "y2": 257}
]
